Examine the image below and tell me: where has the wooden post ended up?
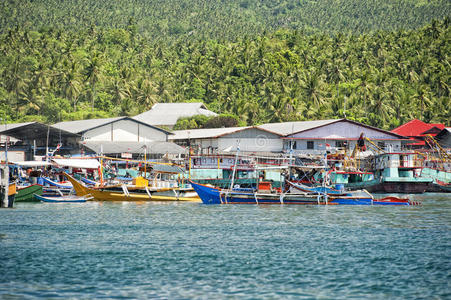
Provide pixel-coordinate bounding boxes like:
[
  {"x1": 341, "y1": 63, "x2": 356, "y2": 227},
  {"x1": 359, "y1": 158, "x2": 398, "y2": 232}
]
[{"x1": 1, "y1": 165, "x2": 10, "y2": 208}]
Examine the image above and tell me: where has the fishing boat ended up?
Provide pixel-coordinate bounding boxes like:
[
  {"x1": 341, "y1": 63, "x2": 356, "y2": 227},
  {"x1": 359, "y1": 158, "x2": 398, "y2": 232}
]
[
  {"x1": 1, "y1": 164, "x2": 16, "y2": 208},
  {"x1": 434, "y1": 180, "x2": 451, "y2": 192},
  {"x1": 63, "y1": 172, "x2": 201, "y2": 202},
  {"x1": 33, "y1": 193, "x2": 89, "y2": 203},
  {"x1": 327, "y1": 152, "x2": 433, "y2": 193},
  {"x1": 190, "y1": 180, "x2": 320, "y2": 204},
  {"x1": 0, "y1": 182, "x2": 16, "y2": 208},
  {"x1": 15, "y1": 184, "x2": 43, "y2": 202},
  {"x1": 191, "y1": 178, "x2": 421, "y2": 206}
]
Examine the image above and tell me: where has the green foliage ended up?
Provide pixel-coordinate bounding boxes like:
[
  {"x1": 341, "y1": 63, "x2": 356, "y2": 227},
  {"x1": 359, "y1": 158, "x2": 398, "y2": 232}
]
[
  {"x1": 173, "y1": 115, "x2": 211, "y2": 130},
  {"x1": 0, "y1": 0, "x2": 449, "y2": 40},
  {"x1": 203, "y1": 114, "x2": 242, "y2": 129},
  {"x1": 0, "y1": 17, "x2": 449, "y2": 129}
]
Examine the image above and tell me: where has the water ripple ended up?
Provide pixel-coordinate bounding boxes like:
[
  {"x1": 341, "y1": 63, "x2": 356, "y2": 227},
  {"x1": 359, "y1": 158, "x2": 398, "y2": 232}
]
[{"x1": 0, "y1": 194, "x2": 450, "y2": 299}]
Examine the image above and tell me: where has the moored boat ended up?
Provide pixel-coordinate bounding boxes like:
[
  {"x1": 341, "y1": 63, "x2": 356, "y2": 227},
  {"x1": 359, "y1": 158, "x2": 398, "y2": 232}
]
[
  {"x1": 434, "y1": 180, "x2": 451, "y2": 192},
  {"x1": 33, "y1": 193, "x2": 89, "y2": 203},
  {"x1": 329, "y1": 152, "x2": 433, "y2": 193},
  {"x1": 190, "y1": 180, "x2": 319, "y2": 205},
  {"x1": 190, "y1": 180, "x2": 420, "y2": 206},
  {"x1": 63, "y1": 172, "x2": 201, "y2": 202},
  {"x1": 15, "y1": 184, "x2": 43, "y2": 202}
]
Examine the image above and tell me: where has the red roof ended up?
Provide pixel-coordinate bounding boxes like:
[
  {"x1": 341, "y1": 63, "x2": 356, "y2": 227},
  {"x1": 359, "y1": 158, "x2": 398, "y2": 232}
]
[
  {"x1": 391, "y1": 119, "x2": 445, "y2": 137},
  {"x1": 430, "y1": 123, "x2": 446, "y2": 129}
]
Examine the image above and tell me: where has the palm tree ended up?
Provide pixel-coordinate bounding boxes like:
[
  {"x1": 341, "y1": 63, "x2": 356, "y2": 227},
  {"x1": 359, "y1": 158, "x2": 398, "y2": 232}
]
[
  {"x1": 84, "y1": 51, "x2": 104, "y2": 111},
  {"x1": 4, "y1": 58, "x2": 28, "y2": 119},
  {"x1": 63, "y1": 61, "x2": 82, "y2": 111},
  {"x1": 301, "y1": 72, "x2": 327, "y2": 110}
]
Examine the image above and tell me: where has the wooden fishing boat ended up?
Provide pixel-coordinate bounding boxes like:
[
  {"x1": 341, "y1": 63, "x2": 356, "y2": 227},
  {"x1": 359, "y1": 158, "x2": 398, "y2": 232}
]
[
  {"x1": 15, "y1": 184, "x2": 43, "y2": 202},
  {"x1": 190, "y1": 181, "x2": 319, "y2": 204},
  {"x1": 286, "y1": 180, "x2": 419, "y2": 205},
  {"x1": 34, "y1": 193, "x2": 89, "y2": 203},
  {"x1": 434, "y1": 180, "x2": 451, "y2": 192},
  {"x1": 1, "y1": 183, "x2": 16, "y2": 208},
  {"x1": 190, "y1": 181, "x2": 419, "y2": 206},
  {"x1": 63, "y1": 172, "x2": 201, "y2": 202}
]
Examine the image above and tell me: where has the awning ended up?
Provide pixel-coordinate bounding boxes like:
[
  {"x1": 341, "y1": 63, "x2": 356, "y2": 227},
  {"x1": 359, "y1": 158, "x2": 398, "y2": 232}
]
[
  {"x1": 52, "y1": 158, "x2": 100, "y2": 169},
  {"x1": 80, "y1": 141, "x2": 185, "y2": 155},
  {"x1": 11, "y1": 161, "x2": 52, "y2": 167}
]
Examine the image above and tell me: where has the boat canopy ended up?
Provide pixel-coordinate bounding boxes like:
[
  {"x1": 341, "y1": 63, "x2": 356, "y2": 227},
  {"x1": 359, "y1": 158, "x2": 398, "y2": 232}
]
[
  {"x1": 12, "y1": 161, "x2": 52, "y2": 167},
  {"x1": 52, "y1": 158, "x2": 101, "y2": 169}
]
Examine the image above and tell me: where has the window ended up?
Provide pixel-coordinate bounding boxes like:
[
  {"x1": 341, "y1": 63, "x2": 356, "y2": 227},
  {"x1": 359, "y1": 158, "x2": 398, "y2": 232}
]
[
  {"x1": 378, "y1": 142, "x2": 385, "y2": 150},
  {"x1": 307, "y1": 141, "x2": 314, "y2": 149},
  {"x1": 335, "y1": 141, "x2": 345, "y2": 148}
]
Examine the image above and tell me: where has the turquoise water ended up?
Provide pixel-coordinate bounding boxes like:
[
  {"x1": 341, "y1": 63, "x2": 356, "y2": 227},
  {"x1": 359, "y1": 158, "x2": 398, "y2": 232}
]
[{"x1": 1, "y1": 194, "x2": 450, "y2": 299}]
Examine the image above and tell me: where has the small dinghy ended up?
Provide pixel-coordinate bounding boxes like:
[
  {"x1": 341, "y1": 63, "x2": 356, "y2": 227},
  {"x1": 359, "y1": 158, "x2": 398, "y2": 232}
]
[{"x1": 33, "y1": 193, "x2": 91, "y2": 203}]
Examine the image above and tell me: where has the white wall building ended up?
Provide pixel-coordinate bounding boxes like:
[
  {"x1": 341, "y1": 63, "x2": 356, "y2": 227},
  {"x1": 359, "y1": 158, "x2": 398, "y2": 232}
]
[
  {"x1": 170, "y1": 126, "x2": 283, "y2": 154},
  {"x1": 53, "y1": 117, "x2": 179, "y2": 156},
  {"x1": 173, "y1": 119, "x2": 408, "y2": 155},
  {"x1": 260, "y1": 119, "x2": 405, "y2": 154},
  {"x1": 54, "y1": 117, "x2": 170, "y2": 142}
]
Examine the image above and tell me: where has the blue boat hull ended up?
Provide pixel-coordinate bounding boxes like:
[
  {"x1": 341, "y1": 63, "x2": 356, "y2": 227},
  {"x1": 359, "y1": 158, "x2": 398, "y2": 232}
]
[
  {"x1": 33, "y1": 194, "x2": 87, "y2": 203},
  {"x1": 190, "y1": 181, "x2": 417, "y2": 206},
  {"x1": 191, "y1": 181, "x2": 319, "y2": 205}
]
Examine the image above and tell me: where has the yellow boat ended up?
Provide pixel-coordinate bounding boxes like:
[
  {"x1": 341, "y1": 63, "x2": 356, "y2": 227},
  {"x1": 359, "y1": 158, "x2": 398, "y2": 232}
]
[{"x1": 63, "y1": 173, "x2": 201, "y2": 202}]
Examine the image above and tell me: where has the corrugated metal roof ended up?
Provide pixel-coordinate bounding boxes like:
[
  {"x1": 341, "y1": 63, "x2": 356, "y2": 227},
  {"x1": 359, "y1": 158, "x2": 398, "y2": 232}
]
[
  {"x1": 258, "y1": 120, "x2": 341, "y2": 136},
  {"x1": 0, "y1": 122, "x2": 35, "y2": 142},
  {"x1": 169, "y1": 127, "x2": 248, "y2": 140},
  {"x1": 53, "y1": 117, "x2": 124, "y2": 134},
  {"x1": 80, "y1": 141, "x2": 185, "y2": 155},
  {"x1": 133, "y1": 102, "x2": 217, "y2": 126},
  {"x1": 53, "y1": 117, "x2": 172, "y2": 135},
  {"x1": 3, "y1": 122, "x2": 35, "y2": 130},
  {"x1": 0, "y1": 122, "x2": 79, "y2": 139}
]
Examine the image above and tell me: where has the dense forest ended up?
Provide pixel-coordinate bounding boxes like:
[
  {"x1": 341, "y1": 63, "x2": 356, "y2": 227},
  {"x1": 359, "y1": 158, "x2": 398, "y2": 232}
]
[
  {"x1": 0, "y1": 1, "x2": 449, "y2": 129},
  {"x1": 1, "y1": 0, "x2": 450, "y2": 40}
]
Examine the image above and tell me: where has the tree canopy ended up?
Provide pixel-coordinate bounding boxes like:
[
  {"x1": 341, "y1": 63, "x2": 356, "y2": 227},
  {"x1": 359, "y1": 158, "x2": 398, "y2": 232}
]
[
  {"x1": 1, "y1": 0, "x2": 450, "y2": 40},
  {"x1": 0, "y1": 1, "x2": 449, "y2": 130}
]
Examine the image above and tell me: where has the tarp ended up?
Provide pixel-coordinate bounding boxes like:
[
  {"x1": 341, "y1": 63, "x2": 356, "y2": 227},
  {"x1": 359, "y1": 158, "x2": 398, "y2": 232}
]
[
  {"x1": 52, "y1": 158, "x2": 100, "y2": 169},
  {"x1": 12, "y1": 161, "x2": 52, "y2": 167},
  {"x1": 80, "y1": 141, "x2": 185, "y2": 155}
]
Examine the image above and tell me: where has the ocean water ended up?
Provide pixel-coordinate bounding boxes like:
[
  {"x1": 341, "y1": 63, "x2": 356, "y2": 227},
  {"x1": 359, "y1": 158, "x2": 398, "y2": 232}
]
[{"x1": 0, "y1": 194, "x2": 450, "y2": 299}]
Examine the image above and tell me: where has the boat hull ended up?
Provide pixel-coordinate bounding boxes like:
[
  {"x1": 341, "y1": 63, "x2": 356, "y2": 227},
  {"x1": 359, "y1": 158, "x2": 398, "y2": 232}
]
[
  {"x1": 34, "y1": 194, "x2": 87, "y2": 203},
  {"x1": 15, "y1": 184, "x2": 43, "y2": 202},
  {"x1": 345, "y1": 180, "x2": 431, "y2": 194},
  {"x1": 190, "y1": 181, "x2": 418, "y2": 206}
]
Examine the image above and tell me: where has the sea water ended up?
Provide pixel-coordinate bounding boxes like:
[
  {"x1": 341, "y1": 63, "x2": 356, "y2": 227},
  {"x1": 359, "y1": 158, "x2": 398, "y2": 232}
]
[{"x1": 0, "y1": 193, "x2": 450, "y2": 299}]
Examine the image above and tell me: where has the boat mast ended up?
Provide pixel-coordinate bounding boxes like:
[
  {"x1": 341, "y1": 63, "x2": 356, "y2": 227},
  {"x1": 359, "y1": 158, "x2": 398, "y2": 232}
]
[
  {"x1": 45, "y1": 124, "x2": 50, "y2": 162},
  {"x1": 229, "y1": 140, "x2": 240, "y2": 191},
  {"x1": 144, "y1": 145, "x2": 147, "y2": 177}
]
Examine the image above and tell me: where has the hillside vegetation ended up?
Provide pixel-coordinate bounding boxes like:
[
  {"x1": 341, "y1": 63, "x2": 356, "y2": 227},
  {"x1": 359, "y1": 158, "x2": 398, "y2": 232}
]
[
  {"x1": 0, "y1": 1, "x2": 449, "y2": 129},
  {"x1": 1, "y1": 0, "x2": 450, "y2": 40},
  {"x1": 0, "y1": 19, "x2": 449, "y2": 129}
]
